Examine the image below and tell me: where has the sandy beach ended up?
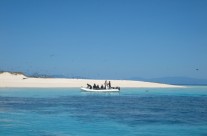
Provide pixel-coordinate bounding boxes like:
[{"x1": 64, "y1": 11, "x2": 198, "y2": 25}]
[{"x1": 0, "y1": 72, "x2": 183, "y2": 88}]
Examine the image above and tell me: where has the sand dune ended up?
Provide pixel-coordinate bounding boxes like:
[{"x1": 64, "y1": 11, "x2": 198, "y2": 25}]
[{"x1": 0, "y1": 72, "x2": 183, "y2": 88}]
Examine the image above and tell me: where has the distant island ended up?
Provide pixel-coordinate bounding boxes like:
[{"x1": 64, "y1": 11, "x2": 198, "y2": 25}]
[
  {"x1": 0, "y1": 72, "x2": 183, "y2": 88},
  {"x1": 130, "y1": 77, "x2": 207, "y2": 85}
]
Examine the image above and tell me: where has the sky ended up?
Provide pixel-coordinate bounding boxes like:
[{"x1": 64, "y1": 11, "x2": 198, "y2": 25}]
[{"x1": 0, "y1": 0, "x2": 207, "y2": 79}]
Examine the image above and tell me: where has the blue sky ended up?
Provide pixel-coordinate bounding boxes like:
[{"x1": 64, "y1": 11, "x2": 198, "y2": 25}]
[{"x1": 0, "y1": 0, "x2": 207, "y2": 79}]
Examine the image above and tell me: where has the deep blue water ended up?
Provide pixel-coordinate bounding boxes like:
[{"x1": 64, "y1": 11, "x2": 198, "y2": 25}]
[{"x1": 0, "y1": 86, "x2": 207, "y2": 136}]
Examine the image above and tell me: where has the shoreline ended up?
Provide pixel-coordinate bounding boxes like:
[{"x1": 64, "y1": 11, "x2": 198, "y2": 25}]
[{"x1": 0, "y1": 72, "x2": 184, "y2": 88}]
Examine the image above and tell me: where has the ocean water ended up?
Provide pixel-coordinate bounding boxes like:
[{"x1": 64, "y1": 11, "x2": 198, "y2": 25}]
[{"x1": 0, "y1": 86, "x2": 207, "y2": 136}]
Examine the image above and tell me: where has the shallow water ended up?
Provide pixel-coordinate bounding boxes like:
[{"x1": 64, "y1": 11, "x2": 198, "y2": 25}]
[{"x1": 0, "y1": 86, "x2": 207, "y2": 136}]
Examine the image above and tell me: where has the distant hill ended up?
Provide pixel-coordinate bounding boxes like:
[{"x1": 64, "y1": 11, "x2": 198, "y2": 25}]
[{"x1": 129, "y1": 77, "x2": 207, "y2": 85}]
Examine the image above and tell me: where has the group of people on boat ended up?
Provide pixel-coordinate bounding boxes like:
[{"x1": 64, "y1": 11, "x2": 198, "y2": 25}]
[{"x1": 86, "y1": 80, "x2": 120, "y2": 90}]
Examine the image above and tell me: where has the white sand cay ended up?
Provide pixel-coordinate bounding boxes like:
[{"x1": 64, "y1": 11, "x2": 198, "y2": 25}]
[{"x1": 0, "y1": 72, "x2": 183, "y2": 88}]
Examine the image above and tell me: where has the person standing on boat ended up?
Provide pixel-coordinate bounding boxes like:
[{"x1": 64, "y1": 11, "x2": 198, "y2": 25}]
[
  {"x1": 104, "y1": 80, "x2": 107, "y2": 89},
  {"x1": 108, "y1": 81, "x2": 111, "y2": 89}
]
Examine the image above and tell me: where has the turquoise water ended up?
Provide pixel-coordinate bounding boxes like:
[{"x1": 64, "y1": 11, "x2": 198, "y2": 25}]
[{"x1": 0, "y1": 86, "x2": 207, "y2": 136}]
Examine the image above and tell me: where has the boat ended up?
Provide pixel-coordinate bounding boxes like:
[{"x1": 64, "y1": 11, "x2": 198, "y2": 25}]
[{"x1": 81, "y1": 87, "x2": 120, "y2": 92}]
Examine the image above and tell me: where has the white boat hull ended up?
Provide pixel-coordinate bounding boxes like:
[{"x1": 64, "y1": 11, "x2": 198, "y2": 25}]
[{"x1": 81, "y1": 87, "x2": 120, "y2": 92}]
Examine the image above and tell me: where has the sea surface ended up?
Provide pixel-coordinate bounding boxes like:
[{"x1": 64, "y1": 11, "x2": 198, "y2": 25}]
[{"x1": 0, "y1": 86, "x2": 207, "y2": 136}]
